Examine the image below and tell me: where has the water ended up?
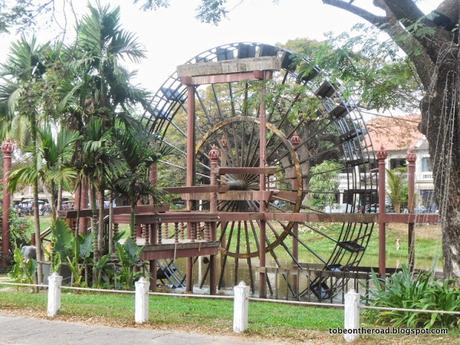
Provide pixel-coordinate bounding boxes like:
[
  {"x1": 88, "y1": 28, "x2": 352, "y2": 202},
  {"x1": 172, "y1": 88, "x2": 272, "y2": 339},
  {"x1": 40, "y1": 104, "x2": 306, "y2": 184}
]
[{"x1": 168, "y1": 252, "x2": 442, "y2": 300}]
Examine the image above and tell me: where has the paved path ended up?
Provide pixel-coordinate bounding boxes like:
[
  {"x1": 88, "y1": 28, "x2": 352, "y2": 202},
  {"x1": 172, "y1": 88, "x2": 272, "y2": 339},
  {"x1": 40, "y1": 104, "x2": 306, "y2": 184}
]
[{"x1": 0, "y1": 313, "x2": 292, "y2": 345}]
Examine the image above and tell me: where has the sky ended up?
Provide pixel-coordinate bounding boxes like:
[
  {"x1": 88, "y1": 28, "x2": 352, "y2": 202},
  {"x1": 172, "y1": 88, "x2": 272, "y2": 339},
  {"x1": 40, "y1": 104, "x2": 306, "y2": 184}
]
[{"x1": 1, "y1": 0, "x2": 443, "y2": 95}]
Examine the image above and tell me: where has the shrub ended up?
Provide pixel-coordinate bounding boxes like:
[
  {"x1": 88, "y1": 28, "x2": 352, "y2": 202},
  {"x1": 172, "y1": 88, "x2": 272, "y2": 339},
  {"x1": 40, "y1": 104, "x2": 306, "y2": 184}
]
[
  {"x1": 366, "y1": 266, "x2": 460, "y2": 328},
  {"x1": 0, "y1": 207, "x2": 32, "y2": 250},
  {"x1": 8, "y1": 248, "x2": 37, "y2": 284}
]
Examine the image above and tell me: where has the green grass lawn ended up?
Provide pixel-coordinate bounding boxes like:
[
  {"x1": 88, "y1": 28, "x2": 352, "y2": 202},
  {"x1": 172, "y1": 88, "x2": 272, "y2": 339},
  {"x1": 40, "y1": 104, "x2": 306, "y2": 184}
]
[
  {"x1": 1, "y1": 287, "x2": 458, "y2": 344},
  {"x1": 0, "y1": 288, "x2": 342, "y2": 340},
  {"x1": 222, "y1": 222, "x2": 442, "y2": 270}
]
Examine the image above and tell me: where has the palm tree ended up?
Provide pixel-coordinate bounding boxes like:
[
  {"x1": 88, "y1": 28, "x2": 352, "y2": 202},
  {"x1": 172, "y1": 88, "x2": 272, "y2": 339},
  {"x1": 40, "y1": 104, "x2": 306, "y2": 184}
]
[
  {"x1": 65, "y1": 3, "x2": 153, "y2": 260},
  {"x1": 112, "y1": 122, "x2": 164, "y2": 237},
  {"x1": 80, "y1": 117, "x2": 122, "y2": 260},
  {"x1": 0, "y1": 35, "x2": 50, "y2": 284},
  {"x1": 9, "y1": 126, "x2": 79, "y2": 221},
  {"x1": 386, "y1": 168, "x2": 408, "y2": 213}
]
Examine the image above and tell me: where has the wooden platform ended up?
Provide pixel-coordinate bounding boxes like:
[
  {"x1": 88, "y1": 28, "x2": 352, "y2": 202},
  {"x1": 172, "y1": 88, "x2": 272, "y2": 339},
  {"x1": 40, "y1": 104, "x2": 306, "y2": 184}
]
[{"x1": 141, "y1": 240, "x2": 221, "y2": 260}]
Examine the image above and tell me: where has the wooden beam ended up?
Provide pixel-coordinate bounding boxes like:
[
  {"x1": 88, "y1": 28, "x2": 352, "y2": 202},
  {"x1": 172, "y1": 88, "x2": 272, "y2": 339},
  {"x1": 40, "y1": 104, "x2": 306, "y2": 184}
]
[
  {"x1": 181, "y1": 71, "x2": 266, "y2": 85},
  {"x1": 181, "y1": 191, "x2": 273, "y2": 201},
  {"x1": 59, "y1": 205, "x2": 169, "y2": 219},
  {"x1": 141, "y1": 241, "x2": 220, "y2": 260},
  {"x1": 113, "y1": 212, "x2": 219, "y2": 224},
  {"x1": 177, "y1": 56, "x2": 281, "y2": 78},
  {"x1": 382, "y1": 213, "x2": 439, "y2": 224},
  {"x1": 165, "y1": 185, "x2": 229, "y2": 194},
  {"x1": 218, "y1": 166, "x2": 277, "y2": 175},
  {"x1": 271, "y1": 190, "x2": 299, "y2": 203},
  {"x1": 217, "y1": 212, "x2": 264, "y2": 222},
  {"x1": 266, "y1": 212, "x2": 376, "y2": 223}
]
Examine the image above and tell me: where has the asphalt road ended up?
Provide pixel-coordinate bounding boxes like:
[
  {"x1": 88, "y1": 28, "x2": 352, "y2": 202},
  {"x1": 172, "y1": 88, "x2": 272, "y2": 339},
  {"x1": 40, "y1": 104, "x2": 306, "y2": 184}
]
[{"x1": 0, "y1": 313, "x2": 292, "y2": 345}]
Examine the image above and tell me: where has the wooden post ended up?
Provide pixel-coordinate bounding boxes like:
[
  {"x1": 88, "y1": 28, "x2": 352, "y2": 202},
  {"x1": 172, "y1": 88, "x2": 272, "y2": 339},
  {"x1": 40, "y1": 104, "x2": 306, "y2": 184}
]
[
  {"x1": 1, "y1": 139, "x2": 14, "y2": 268},
  {"x1": 208, "y1": 145, "x2": 219, "y2": 295},
  {"x1": 377, "y1": 146, "x2": 388, "y2": 278},
  {"x1": 344, "y1": 289, "x2": 360, "y2": 343},
  {"x1": 135, "y1": 277, "x2": 150, "y2": 324},
  {"x1": 185, "y1": 84, "x2": 196, "y2": 293},
  {"x1": 233, "y1": 281, "x2": 250, "y2": 333},
  {"x1": 47, "y1": 272, "x2": 63, "y2": 317},
  {"x1": 149, "y1": 223, "x2": 157, "y2": 291},
  {"x1": 406, "y1": 148, "x2": 416, "y2": 272},
  {"x1": 290, "y1": 132, "x2": 301, "y2": 297},
  {"x1": 258, "y1": 79, "x2": 267, "y2": 299},
  {"x1": 149, "y1": 162, "x2": 158, "y2": 205}
]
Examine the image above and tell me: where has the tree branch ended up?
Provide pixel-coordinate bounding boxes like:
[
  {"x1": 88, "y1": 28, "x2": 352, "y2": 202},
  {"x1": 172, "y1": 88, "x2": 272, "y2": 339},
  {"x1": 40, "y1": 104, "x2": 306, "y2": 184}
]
[
  {"x1": 323, "y1": 0, "x2": 435, "y2": 89},
  {"x1": 383, "y1": 0, "x2": 424, "y2": 24},
  {"x1": 322, "y1": 0, "x2": 387, "y2": 26},
  {"x1": 382, "y1": 15, "x2": 434, "y2": 88}
]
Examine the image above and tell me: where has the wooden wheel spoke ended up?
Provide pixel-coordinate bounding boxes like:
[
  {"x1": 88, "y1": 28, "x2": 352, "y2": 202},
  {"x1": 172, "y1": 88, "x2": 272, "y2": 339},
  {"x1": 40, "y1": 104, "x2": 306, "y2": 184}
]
[
  {"x1": 266, "y1": 221, "x2": 301, "y2": 268},
  {"x1": 243, "y1": 221, "x2": 255, "y2": 292},
  {"x1": 234, "y1": 221, "x2": 241, "y2": 285},
  {"x1": 218, "y1": 221, "x2": 235, "y2": 288},
  {"x1": 261, "y1": 222, "x2": 295, "y2": 298}
]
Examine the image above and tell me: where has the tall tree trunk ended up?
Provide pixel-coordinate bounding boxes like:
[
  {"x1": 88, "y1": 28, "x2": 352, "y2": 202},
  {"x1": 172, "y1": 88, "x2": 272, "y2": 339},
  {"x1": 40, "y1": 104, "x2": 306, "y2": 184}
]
[
  {"x1": 97, "y1": 187, "x2": 105, "y2": 256},
  {"x1": 89, "y1": 184, "x2": 98, "y2": 285},
  {"x1": 50, "y1": 181, "x2": 57, "y2": 222},
  {"x1": 57, "y1": 182, "x2": 63, "y2": 213},
  {"x1": 130, "y1": 199, "x2": 136, "y2": 240},
  {"x1": 420, "y1": 58, "x2": 460, "y2": 278},
  {"x1": 75, "y1": 178, "x2": 82, "y2": 237},
  {"x1": 33, "y1": 179, "x2": 42, "y2": 283},
  {"x1": 108, "y1": 191, "x2": 114, "y2": 254},
  {"x1": 90, "y1": 185, "x2": 98, "y2": 259},
  {"x1": 31, "y1": 127, "x2": 42, "y2": 284}
]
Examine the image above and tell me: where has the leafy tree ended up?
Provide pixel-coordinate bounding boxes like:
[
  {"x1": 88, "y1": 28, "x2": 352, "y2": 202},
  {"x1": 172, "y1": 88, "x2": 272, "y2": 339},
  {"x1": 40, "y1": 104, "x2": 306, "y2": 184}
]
[
  {"x1": 112, "y1": 121, "x2": 164, "y2": 237},
  {"x1": 282, "y1": 35, "x2": 421, "y2": 111},
  {"x1": 61, "y1": 2, "x2": 152, "y2": 262},
  {"x1": 319, "y1": 0, "x2": 460, "y2": 278},
  {"x1": 9, "y1": 126, "x2": 79, "y2": 221},
  {"x1": 307, "y1": 160, "x2": 340, "y2": 210},
  {"x1": 0, "y1": 35, "x2": 50, "y2": 284}
]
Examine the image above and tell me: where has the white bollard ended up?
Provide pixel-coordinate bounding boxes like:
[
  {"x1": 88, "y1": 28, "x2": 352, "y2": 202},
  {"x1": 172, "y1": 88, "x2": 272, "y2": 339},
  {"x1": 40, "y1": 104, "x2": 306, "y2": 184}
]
[
  {"x1": 47, "y1": 272, "x2": 63, "y2": 317},
  {"x1": 135, "y1": 277, "x2": 150, "y2": 324},
  {"x1": 233, "y1": 281, "x2": 250, "y2": 333},
  {"x1": 344, "y1": 289, "x2": 360, "y2": 343}
]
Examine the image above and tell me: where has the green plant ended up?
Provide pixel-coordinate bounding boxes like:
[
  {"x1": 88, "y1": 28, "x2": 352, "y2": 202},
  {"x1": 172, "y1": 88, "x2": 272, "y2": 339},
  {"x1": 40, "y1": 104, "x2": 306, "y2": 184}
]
[
  {"x1": 50, "y1": 219, "x2": 74, "y2": 265},
  {"x1": 366, "y1": 266, "x2": 460, "y2": 328},
  {"x1": 386, "y1": 168, "x2": 408, "y2": 213},
  {"x1": 6, "y1": 208, "x2": 32, "y2": 250},
  {"x1": 94, "y1": 254, "x2": 113, "y2": 288},
  {"x1": 8, "y1": 247, "x2": 37, "y2": 284},
  {"x1": 51, "y1": 251, "x2": 62, "y2": 273},
  {"x1": 307, "y1": 160, "x2": 341, "y2": 209},
  {"x1": 114, "y1": 238, "x2": 145, "y2": 289}
]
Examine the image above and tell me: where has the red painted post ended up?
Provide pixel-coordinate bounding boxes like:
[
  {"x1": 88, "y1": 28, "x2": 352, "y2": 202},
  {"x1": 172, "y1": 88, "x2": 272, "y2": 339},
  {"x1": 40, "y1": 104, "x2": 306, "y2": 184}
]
[
  {"x1": 290, "y1": 132, "x2": 301, "y2": 297},
  {"x1": 377, "y1": 146, "x2": 388, "y2": 278},
  {"x1": 208, "y1": 145, "x2": 219, "y2": 295},
  {"x1": 149, "y1": 223, "x2": 157, "y2": 291},
  {"x1": 406, "y1": 147, "x2": 416, "y2": 272},
  {"x1": 1, "y1": 139, "x2": 14, "y2": 268},
  {"x1": 149, "y1": 162, "x2": 157, "y2": 204},
  {"x1": 148, "y1": 161, "x2": 158, "y2": 290},
  {"x1": 259, "y1": 79, "x2": 267, "y2": 299},
  {"x1": 185, "y1": 84, "x2": 196, "y2": 293}
]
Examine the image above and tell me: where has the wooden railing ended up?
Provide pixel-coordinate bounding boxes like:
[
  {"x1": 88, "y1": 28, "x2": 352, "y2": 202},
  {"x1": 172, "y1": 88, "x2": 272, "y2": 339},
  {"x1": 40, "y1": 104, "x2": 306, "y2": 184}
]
[{"x1": 111, "y1": 212, "x2": 219, "y2": 245}]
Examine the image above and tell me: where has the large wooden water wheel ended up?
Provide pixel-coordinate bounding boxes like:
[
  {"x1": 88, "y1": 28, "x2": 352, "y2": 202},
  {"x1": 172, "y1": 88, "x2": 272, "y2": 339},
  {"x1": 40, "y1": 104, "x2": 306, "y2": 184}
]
[{"x1": 141, "y1": 42, "x2": 376, "y2": 299}]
